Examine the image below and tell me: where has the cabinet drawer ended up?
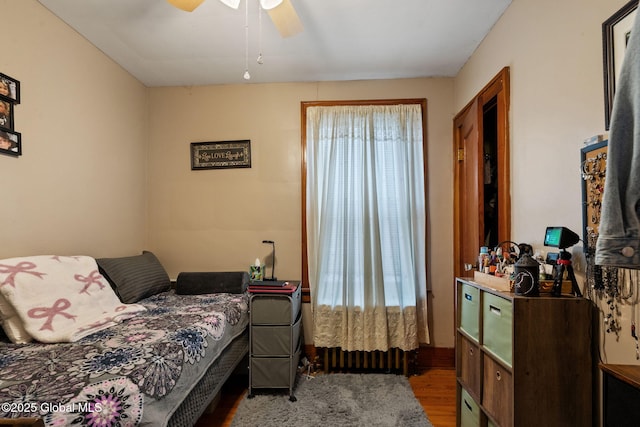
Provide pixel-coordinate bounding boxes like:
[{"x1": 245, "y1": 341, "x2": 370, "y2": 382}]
[
  {"x1": 251, "y1": 286, "x2": 301, "y2": 324},
  {"x1": 459, "y1": 283, "x2": 480, "y2": 340},
  {"x1": 482, "y1": 292, "x2": 512, "y2": 366},
  {"x1": 252, "y1": 313, "x2": 302, "y2": 356},
  {"x1": 460, "y1": 388, "x2": 480, "y2": 427},
  {"x1": 250, "y1": 346, "x2": 301, "y2": 389},
  {"x1": 482, "y1": 355, "x2": 513, "y2": 427},
  {"x1": 459, "y1": 335, "x2": 481, "y2": 396}
]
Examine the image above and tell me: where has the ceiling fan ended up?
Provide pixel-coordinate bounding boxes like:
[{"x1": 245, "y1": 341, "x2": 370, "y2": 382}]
[{"x1": 166, "y1": 0, "x2": 303, "y2": 38}]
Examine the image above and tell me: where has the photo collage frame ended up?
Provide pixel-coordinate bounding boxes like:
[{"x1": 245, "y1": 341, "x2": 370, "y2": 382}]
[{"x1": 0, "y1": 72, "x2": 21, "y2": 157}]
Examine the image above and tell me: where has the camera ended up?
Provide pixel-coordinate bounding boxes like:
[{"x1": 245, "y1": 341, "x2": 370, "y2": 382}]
[{"x1": 543, "y1": 226, "x2": 580, "y2": 250}]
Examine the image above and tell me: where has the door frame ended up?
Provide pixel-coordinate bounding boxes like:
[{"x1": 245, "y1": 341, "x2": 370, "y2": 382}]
[{"x1": 453, "y1": 67, "x2": 511, "y2": 279}]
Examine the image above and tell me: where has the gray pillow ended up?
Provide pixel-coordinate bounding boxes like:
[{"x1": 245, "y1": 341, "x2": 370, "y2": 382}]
[
  {"x1": 176, "y1": 271, "x2": 249, "y2": 295},
  {"x1": 97, "y1": 251, "x2": 171, "y2": 303}
]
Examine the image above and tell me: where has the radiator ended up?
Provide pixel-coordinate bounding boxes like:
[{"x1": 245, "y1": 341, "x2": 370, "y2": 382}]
[{"x1": 321, "y1": 347, "x2": 410, "y2": 376}]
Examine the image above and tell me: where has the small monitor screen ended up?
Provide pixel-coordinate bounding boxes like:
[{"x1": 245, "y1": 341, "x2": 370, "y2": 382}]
[
  {"x1": 544, "y1": 226, "x2": 580, "y2": 248},
  {"x1": 544, "y1": 227, "x2": 562, "y2": 247}
]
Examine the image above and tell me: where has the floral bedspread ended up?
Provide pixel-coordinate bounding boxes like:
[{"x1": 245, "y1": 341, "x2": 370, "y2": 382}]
[{"x1": 0, "y1": 290, "x2": 249, "y2": 426}]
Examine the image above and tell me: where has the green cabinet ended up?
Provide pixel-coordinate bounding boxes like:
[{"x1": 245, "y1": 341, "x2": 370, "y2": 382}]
[
  {"x1": 460, "y1": 283, "x2": 480, "y2": 340},
  {"x1": 460, "y1": 387, "x2": 480, "y2": 427},
  {"x1": 482, "y1": 292, "x2": 512, "y2": 366}
]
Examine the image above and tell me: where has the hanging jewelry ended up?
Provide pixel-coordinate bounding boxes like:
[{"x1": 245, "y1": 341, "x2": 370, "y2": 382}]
[
  {"x1": 626, "y1": 269, "x2": 640, "y2": 360},
  {"x1": 581, "y1": 148, "x2": 622, "y2": 336},
  {"x1": 620, "y1": 268, "x2": 635, "y2": 300},
  {"x1": 603, "y1": 266, "x2": 621, "y2": 335},
  {"x1": 582, "y1": 152, "x2": 607, "y2": 232}
]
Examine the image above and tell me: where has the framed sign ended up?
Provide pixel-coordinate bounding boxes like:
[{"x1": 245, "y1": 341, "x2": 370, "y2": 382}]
[
  {"x1": 190, "y1": 140, "x2": 251, "y2": 170},
  {"x1": 603, "y1": 0, "x2": 638, "y2": 130}
]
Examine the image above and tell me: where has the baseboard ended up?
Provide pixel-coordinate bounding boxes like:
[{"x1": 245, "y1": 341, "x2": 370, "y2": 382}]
[
  {"x1": 415, "y1": 345, "x2": 454, "y2": 368},
  {"x1": 304, "y1": 344, "x2": 454, "y2": 369}
]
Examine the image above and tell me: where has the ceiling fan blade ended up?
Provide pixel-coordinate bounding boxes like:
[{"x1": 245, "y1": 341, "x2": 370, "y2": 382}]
[
  {"x1": 220, "y1": 0, "x2": 241, "y2": 9},
  {"x1": 267, "y1": 0, "x2": 303, "y2": 38},
  {"x1": 259, "y1": 0, "x2": 283, "y2": 10},
  {"x1": 166, "y1": 0, "x2": 205, "y2": 12}
]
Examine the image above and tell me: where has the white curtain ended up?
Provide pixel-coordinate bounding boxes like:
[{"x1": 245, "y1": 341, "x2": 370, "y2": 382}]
[{"x1": 306, "y1": 103, "x2": 429, "y2": 352}]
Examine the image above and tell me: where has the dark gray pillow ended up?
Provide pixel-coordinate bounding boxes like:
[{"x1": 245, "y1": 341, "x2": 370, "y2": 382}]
[
  {"x1": 97, "y1": 251, "x2": 171, "y2": 303},
  {"x1": 176, "y1": 271, "x2": 249, "y2": 295}
]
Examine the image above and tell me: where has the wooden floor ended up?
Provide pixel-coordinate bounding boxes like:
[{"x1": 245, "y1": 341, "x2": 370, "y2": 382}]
[{"x1": 194, "y1": 367, "x2": 457, "y2": 427}]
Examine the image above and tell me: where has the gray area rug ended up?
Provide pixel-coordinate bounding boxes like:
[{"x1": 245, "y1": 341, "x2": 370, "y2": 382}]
[{"x1": 230, "y1": 373, "x2": 433, "y2": 427}]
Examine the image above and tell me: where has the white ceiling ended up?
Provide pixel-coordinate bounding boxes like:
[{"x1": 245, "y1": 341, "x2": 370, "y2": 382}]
[{"x1": 37, "y1": 0, "x2": 512, "y2": 87}]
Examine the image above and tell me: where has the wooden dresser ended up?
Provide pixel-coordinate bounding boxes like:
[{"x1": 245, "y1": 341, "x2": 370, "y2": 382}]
[{"x1": 455, "y1": 277, "x2": 593, "y2": 427}]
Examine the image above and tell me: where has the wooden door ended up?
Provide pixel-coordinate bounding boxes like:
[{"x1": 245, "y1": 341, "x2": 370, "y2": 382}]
[
  {"x1": 454, "y1": 99, "x2": 482, "y2": 278},
  {"x1": 453, "y1": 67, "x2": 510, "y2": 278}
]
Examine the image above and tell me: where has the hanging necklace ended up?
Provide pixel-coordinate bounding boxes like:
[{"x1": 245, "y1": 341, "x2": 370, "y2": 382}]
[{"x1": 628, "y1": 269, "x2": 640, "y2": 360}]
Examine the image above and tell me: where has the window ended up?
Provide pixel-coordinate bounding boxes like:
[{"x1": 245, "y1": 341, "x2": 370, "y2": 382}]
[{"x1": 301, "y1": 99, "x2": 429, "y2": 350}]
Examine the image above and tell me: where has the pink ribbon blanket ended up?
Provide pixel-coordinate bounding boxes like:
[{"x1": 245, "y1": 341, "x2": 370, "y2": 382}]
[{"x1": 0, "y1": 255, "x2": 145, "y2": 343}]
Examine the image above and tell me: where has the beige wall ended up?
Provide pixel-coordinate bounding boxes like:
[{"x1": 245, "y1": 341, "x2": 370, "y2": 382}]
[
  {"x1": 1, "y1": 1, "x2": 457, "y2": 349},
  {"x1": 4, "y1": 0, "x2": 634, "y2": 357},
  {"x1": 455, "y1": 0, "x2": 636, "y2": 363},
  {"x1": 0, "y1": 0, "x2": 148, "y2": 259},
  {"x1": 147, "y1": 79, "x2": 455, "y2": 347}
]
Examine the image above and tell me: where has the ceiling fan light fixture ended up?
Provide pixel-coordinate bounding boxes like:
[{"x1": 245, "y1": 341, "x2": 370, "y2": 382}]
[
  {"x1": 166, "y1": 0, "x2": 205, "y2": 12},
  {"x1": 259, "y1": 0, "x2": 283, "y2": 10},
  {"x1": 219, "y1": 0, "x2": 241, "y2": 9}
]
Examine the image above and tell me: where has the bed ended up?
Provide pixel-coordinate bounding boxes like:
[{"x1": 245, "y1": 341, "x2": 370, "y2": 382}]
[{"x1": 0, "y1": 252, "x2": 250, "y2": 426}]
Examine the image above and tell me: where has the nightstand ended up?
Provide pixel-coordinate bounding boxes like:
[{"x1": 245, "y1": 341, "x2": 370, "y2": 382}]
[{"x1": 248, "y1": 283, "x2": 301, "y2": 401}]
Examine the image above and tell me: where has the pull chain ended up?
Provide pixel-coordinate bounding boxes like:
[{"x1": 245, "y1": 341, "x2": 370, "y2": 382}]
[
  {"x1": 257, "y1": 2, "x2": 264, "y2": 64},
  {"x1": 243, "y1": 0, "x2": 251, "y2": 80}
]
